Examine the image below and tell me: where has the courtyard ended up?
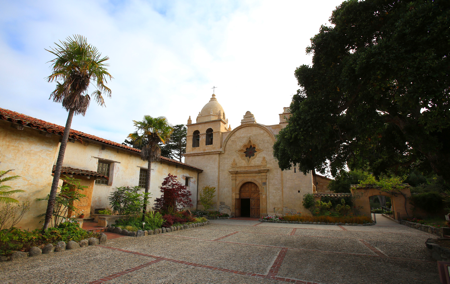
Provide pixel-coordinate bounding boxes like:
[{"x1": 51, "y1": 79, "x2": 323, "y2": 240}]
[{"x1": 0, "y1": 215, "x2": 439, "y2": 284}]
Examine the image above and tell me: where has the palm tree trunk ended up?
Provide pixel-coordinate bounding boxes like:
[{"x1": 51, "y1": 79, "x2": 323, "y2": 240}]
[
  {"x1": 142, "y1": 152, "x2": 152, "y2": 222},
  {"x1": 42, "y1": 109, "x2": 74, "y2": 231}
]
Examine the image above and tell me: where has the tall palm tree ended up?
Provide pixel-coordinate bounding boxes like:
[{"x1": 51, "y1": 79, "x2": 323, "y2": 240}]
[
  {"x1": 0, "y1": 170, "x2": 24, "y2": 204},
  {"x1": 43, "y1": 35, "x2": 112, "y2": 230},
  {"x1": 129, "y1": 116, "x2": 173, "y2": 221}
]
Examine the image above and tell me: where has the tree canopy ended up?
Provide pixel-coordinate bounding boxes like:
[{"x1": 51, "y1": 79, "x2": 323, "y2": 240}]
[
  {"x1": 160, "y1": 124, "x2": 187, "y2": 162},
  {"x1": 274, "y1": 0, "x2": 450, "y2": 181}
]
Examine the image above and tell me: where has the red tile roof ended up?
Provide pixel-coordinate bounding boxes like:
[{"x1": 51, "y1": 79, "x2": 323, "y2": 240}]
[
  {"x1": 53, "y1": 166, "x2": 108, "y2": 179},
  {"x1": 1, "y1": 107, "x2": 202, "y2": 172}
]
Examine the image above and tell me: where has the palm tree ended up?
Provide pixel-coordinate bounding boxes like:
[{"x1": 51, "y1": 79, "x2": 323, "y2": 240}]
[
  {"x1": 0, "y1": 170, "x2": 24, "y2": 204},
  {"x1": 128, "y1": 116, "x2": 173, "y2": 221},
  {"x1": 43, "y1": 35, "x2": 112, "y2": 230}
]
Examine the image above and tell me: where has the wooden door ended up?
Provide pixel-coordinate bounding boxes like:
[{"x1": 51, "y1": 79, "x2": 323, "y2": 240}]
[
  {"x1": 239, "y1": 182, "x2": 260, "y2": 218},
  {"x1": 235, "y1": 198, "x2": 241, "y2": 217}
]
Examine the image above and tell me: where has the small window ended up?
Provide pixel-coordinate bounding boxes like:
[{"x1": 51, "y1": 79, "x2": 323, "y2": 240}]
[
  {"x1": 206, "y1": 128, "x2": 213, "y2": 145},
  {"x1": 185, "y1": 177, "x2": 190, "y2": 187},
  {"x1": 193, "y1": 130, "x2": 200, "y2": 147},
  {"x1": 294, "y1": 167, "x2": 296, "y2": 173},
  {"x1": 139, "y1": 168, "x2": 147, "y2": 188},
  {"x1": 96, "y1": 161, "x2": 111, "y2": 185}
]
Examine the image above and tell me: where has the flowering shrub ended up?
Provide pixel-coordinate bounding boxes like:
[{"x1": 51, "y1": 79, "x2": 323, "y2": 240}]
[{"x1": 262, "y1": 215, "x2": 282, "y2": 221}]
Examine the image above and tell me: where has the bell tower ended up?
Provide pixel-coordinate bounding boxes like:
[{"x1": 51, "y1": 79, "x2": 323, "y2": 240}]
[{"x1": 185, "y1": 94, "x2": 230, "y2": 154}]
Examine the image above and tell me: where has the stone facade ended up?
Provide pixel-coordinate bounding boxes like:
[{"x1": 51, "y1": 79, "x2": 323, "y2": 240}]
[{"x1": 185, "y1": 94, "x2": 314, "y2": 217}]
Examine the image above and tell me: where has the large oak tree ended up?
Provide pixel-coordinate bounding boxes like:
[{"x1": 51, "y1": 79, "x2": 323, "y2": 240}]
[{"x1": 274, "y1": 0, "x2": 450, "y2": 181}]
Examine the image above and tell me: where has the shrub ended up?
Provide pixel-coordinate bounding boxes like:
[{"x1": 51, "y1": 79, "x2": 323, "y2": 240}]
[
  {"x1": 302, "y1": 194, "x2": 315, "y2": 209},
  {"x1": 37, "y1": 176, "x2": 86, "y2": 227},
  {"x1": 321, "y1": 196, "x2": 353, "y2": 208},
  {"x1": 154, "y1": 174, "x2": 192, "y2": 212},
  {"x1": 109, "y1": 186, "x2": 148, "y2": 215},
  {"x1": 199, "y1": 186, "x2": 215, "y2": 211},
  {"x1": 98, "y1": 209, "x2": 112, "y2": 215},
  {"x1": 115, "y1": 211, "x2": 164, "y2": 230},
  {"x1": 410, "y1": 192, "x2": 443, "y2": 214}
]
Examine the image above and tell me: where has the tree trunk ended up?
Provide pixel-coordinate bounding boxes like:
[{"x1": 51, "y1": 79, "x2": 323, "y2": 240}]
[
  {"x1": 142, "y1": 150, "x2": 152, "y2": 222},
  {"x1": 377, "y1": 196, "x2": 386, "y2": 207},
  {"x1": 42, "y1": 109, "x2": 74, "y2": 231}
]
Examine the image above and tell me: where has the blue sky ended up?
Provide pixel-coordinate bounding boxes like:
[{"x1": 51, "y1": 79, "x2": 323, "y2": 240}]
[{"x1": 0, "y1": 0, "x2": 344, "y2": 144}]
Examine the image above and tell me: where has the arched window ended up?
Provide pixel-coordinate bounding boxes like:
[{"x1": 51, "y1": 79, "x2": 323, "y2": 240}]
[
  {"x1": 193, "y1": 130, "x2": 200, "y2": 147},
  {"x1": 206, "y1": 128, "x2": 213, "y2": 145}
]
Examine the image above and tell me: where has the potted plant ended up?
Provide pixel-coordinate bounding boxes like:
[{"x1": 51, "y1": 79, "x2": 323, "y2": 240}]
[{"x1": 79, "y1": 210, "x2": 85, "y2": 219}]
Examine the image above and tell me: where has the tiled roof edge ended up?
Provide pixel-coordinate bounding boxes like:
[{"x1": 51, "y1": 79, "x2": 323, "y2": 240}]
[{"x1": 1, "y1": 107, "x2": 203, "y2": 173}]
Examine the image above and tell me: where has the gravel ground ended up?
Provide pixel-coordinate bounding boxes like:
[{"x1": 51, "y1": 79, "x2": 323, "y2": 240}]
[{"x1": 0, "y1": 215, "x2": 440, "y2": 283}]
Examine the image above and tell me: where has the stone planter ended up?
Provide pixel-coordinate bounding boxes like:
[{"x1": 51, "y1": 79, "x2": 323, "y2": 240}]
[{"x1": 426, "y1": 238, "x2": 450, "y2": 261}]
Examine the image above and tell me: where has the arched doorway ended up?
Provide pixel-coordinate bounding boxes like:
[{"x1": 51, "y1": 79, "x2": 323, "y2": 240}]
[{"x1": 235, "y1": 182, "x2": 260, "y2": 218}]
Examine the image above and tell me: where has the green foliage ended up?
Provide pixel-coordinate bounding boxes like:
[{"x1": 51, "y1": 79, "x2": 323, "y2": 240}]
[
  {"x1": 410, "y1": 192, "x2": 444, "y2": 214},
  {"x1": 160, "y1": 124, "x2": 187, "y2": 162},
  {"x1": 37, "y1": 176, "x2": 86, "y2": 227},
  {"x1": 199, "y1": 186, "x2": 216, "y2": 211},
  {"x1": 335, "y1": 199, "x2": 351, "y2": 215},
  {"x1": 359, "y1": 174, "x2": 407, "y2": 193},
  {"x1": 115, "y1": 211, "x2": 164, "y2": 231},
  {"x1": 328, "y1": 170, "x2": 370, "y2": 193},
  {"x1": 302, "y1": 193, "x2": 315, "y2": 209},
  {"x1": 0, "y1": 221, "x2": 98, "y2": 256},
  {"x1": 97, "y1": 209, "x2": 112, "y2": 215},
  {"x1": 109, "y1": 186, "x2": 149, "y2": 215},
  {"x1": 273, "y1": 0, "x2": 450, "y2": 182},
  {"x1": 320, "y1": 196, "x2": 353, "y2": 208},
  {"x1": 0, "y1": 170, "x2": 24, "y2": 204}
]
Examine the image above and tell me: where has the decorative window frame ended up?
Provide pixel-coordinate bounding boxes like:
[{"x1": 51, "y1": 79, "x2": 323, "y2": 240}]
[{"x1": 238, "y1": 138, "x2": 263, "y2": 164}]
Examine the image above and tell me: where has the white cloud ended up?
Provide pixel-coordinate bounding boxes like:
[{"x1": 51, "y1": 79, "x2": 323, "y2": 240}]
[{"x1": 0, "y1": 0, "x2": 343, "y2": 143}]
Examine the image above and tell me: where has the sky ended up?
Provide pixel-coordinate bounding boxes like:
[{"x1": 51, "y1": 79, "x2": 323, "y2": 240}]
[{"x1": 0, "y1": 0, "x2": 344, "y2": 144}]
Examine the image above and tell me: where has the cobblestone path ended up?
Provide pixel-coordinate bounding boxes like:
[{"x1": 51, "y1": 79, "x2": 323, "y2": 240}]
[{"x1": 0, "y1": 215, "x2": 440, "y2": 283}]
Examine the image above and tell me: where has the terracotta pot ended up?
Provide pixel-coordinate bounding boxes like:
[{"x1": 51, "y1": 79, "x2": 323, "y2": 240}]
[{"x1": 79, "y1": 214, "x2": 85, "y2": 218}]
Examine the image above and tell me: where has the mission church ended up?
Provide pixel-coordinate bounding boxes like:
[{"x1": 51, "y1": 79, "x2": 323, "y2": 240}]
[{"x1": 185, "y1": 94, "x2": 316, "y2": 218}]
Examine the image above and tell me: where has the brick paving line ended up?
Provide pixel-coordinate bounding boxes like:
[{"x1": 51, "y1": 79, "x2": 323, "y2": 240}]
[
  {"x1": 338, "y1": 225, "x2": 347, "y2": 231},
  {"x1": 359, "y1": 239, "x2": 388, "y2": 257},
  {"x1": 161, "y1": 233, "x2": 435, "y2": 263},
  {"x1": 212, "y1": 231, "x2": 239, "y2": 241},
  {"x1": 290, "y1": 228, "x2": 297, "y2": 235},
  {"x1": 96, "y1": 245, "x2": 319, "y2": 284},
  {"x1": 254, "y1": 222, "x2": 263, "y2": 226},
  {"x1": 88, "y1": 258, "x2": 163, "y2": 284}
]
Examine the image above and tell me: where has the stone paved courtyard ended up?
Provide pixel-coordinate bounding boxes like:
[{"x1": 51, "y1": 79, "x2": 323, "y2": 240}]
[{"x1": 0, "y1": 215, "x2": 440, "y2": 283}]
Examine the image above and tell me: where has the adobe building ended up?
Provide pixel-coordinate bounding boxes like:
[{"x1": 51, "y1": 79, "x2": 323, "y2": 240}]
[{"x1": 185, "y1": 94, "x2": 315, "y2": 218}]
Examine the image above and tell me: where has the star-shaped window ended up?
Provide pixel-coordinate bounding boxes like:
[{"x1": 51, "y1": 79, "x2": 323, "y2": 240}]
[{"x1": 244, "y1": 146, "x2": 257, "y2": 158}]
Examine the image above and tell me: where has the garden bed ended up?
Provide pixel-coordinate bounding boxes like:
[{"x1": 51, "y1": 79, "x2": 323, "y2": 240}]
[
  {"x1": 0, "y1": 222, "x2": 107, "y2": 262},
  {"x1": 106, "y1": 221, "x2": 210, "y2": 237}
]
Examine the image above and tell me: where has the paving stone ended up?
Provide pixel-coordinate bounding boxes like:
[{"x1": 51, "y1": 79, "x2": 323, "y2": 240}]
[
  {"x1": 28, "y1": 246, "x2": 42, "y2": 257},
  {"x1": 42, "y1": 244, "x2": 54, "y2": 254},
  {"x1": 10, "y1": 251, "x2": 27, "y2": 261},
  {"x1": 67, "y1": 240, "x2": 80, "y2": 250},
  {"x1": 79, "y1": 239, "x2": 89, "y2": 247},
  {"x1": 54, "y1": 241, "x2": 66, "y2": 252},
  {"x1": 88, "y1": 237, "x2": 99, "y2": 246},
  {"x1": 99, "y1": 233, "x2": 107, "y2": 244}
]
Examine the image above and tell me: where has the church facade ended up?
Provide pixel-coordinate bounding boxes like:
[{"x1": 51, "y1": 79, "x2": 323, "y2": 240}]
[{"x1": 185, "y1": 94, "x2": 315, "y2": 218}]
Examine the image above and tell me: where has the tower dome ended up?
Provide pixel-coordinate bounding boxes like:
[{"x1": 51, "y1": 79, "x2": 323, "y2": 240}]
[{"x1": 197, "y1": 94, "x2": 226, "y2": 122}]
